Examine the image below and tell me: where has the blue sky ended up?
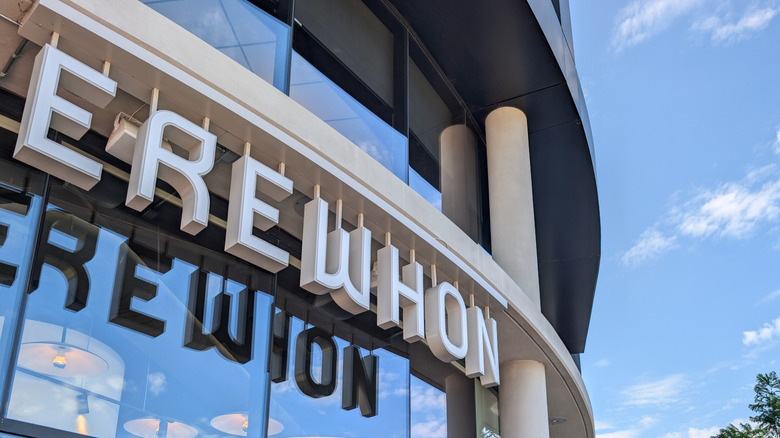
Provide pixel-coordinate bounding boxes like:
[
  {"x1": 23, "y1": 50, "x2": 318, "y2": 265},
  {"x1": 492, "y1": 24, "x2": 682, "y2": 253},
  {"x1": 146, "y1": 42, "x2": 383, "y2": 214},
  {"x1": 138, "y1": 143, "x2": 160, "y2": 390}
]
[{"x1": 571, "y1": 0, "x2": 780, "y2": 437}]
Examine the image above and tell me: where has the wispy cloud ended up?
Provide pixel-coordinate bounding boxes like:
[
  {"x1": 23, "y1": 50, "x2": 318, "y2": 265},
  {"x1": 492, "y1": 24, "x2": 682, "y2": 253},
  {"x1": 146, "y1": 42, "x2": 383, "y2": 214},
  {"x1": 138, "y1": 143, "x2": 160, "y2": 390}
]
[
  {"x1": 595, "y1": 420, "x2": 614, "y2": 431},
  {"x1": 597, "y1": 431, "x2": 639, "y2": 438},
  {"x1": 148, "y1": 372, "x2": 167, "y2": 396},
  {"x1": 612, "y1": 0, "x2": 704, "y2": 51},
  {"x1": 623, "y1": 374, "x2": 688, "y2": 406},
  {"x1": 775, "y1": 129, "x2": 780, "y2": 154},
  {"x1": 743, "y1": 316, "x2": 780, "y2": 346},
  {"x1": 622, "y1": 129, "x2": 780, "y2": 266},
  {"x1": 695, "y1": 6, "x2": 780, "y2": 44},
  {"x1": 410, "y1": 384, "x2": 446, "y2": 412},
  {"x1": 676, "y1": 179, "x2": 780, "y2": 239},
  {"x1": 639, "y1": 416, "x2": 658, "y2": 428},
  {"x1": 411, "y1": 420, "x2": 446, "y2": 438},
  {"x1": 688, "y1": 426, "x2": 721, "y2": 438},
  {"x1": 594, "y1": 358, "x2": 612, "y2": 368},
  {"x1": 622, "y1": 229, "x2": 678, "y2": 266},
  {"x1": 662, "y1": 419, "x2": 750, "y2": 438},
  {"x1": 613, "y1": 0, "x2": 780, "y2": 51},
  {"x1": 759, "y1": 289, "x2": 780, "y2": 303}
]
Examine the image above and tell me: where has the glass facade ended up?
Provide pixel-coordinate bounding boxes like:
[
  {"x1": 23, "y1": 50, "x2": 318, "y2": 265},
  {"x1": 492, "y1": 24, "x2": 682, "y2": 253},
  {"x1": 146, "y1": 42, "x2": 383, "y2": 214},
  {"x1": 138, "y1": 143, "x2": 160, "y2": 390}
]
[
  {"x1": 0, "y1": 0, "x2": 551, "y2": 434},
  {"x1": 0, "y1": 150, "x2": 277, "y2": 437},
  {"x1": 142, "y1": 0, "x2": 291, "y2": 91},
  {"x1": 140, "y1": 0, "x2": 489, "y2": 247},
  {"x1": 0, "y1": 117, "x2": 448, "y2": 437},
  {"x1": 268, "y1": 314, "x2": 410, "y2": 437}
]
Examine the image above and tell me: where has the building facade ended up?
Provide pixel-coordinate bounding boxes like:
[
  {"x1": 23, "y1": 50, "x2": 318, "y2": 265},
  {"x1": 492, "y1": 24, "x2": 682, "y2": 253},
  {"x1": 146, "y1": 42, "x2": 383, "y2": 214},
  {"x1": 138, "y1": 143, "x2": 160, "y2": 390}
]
[{"x1": 0, "y1": 0, "x2": 599, "y2": 437}]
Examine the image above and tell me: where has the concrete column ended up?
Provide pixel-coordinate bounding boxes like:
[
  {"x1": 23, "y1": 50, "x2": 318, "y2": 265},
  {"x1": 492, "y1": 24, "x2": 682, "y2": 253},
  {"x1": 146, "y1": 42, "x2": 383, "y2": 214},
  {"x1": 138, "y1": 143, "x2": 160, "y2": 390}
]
[
  {"x1": 440, "y1": 124, "x2": 478, "y2": 240},
  {"x1": 445, "y1": 372, "x2": 476, "y2": 438},
  {"x1": 485, "y1": 107, "x2": 540, "y2": 308},
  {"x1": 498, "y1": 360, "x2": 549, "y2": 438}
]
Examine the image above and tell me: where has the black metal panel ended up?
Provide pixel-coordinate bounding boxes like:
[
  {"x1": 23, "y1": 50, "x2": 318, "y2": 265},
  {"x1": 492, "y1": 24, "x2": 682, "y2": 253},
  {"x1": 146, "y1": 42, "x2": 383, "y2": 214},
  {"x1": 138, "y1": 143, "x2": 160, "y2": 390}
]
[
  {"x1": 389, "y1": 0, "x2": 601, "y2": 354},
  {"x1": 392, "y1": 0, "x2": 564, "y2": 108},
  {"x1": 529, "y1": 121, "x2": 600, "y2": 353}
]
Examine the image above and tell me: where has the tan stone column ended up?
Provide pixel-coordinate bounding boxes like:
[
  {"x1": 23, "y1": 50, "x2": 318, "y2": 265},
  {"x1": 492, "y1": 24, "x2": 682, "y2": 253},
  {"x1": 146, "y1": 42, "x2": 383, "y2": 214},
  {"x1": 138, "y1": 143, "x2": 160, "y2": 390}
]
[
  {"x1": 445, "y1": 373, "x2": 476, "y2": 438},
  {"x1": 440, "y1": 124, "x2": 478, "y2": 240},
  {"x1": 485, "y1": 107, "x2": 540, "y2": 308},
  {"x1": 498, "y1": 360, "x2": 549, "y2": 438}
]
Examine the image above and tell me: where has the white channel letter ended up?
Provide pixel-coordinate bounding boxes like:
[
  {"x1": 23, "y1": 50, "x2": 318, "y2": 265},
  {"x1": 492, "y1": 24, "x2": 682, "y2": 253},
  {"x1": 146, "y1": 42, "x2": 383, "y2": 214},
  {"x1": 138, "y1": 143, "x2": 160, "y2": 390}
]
[
  {"x1": 14, "y1": 44, "x2": 116, "y2": 190},
  {"x1": 126, "y1": 110, "x2": 216, "y2": 235},
  {"x1": 425, "y1": 282, "x2": 468, "y2": 362},
  {"x1": 376, "y1": 245, "x2": 425, "y2": 342},
  {"x1": 466, "y1": 306, "x2": 500, "y2": 387},
  {"x1": 225, "y1": 154, "x2": 292, "y2": 273},
  {"x1": 299, "y1": 198, "x2": 372, "y2": 314}
]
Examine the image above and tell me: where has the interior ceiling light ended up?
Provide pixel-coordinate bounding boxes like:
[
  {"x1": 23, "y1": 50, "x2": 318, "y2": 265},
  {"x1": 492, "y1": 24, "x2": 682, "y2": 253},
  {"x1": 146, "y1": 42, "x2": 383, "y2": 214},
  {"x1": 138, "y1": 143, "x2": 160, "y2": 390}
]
[
  {"x1": 18, "y1": 342, "x2": 108, "y2": 378},
  {"x1": 210, "y1": 414, "x2": 284, "y2": 436},
  {"x1": 549, "y1": 417, "x2": 567, "y2": 425},
  {"x1": 123, "y1": 418, "x2": 197, "y2": 438}
]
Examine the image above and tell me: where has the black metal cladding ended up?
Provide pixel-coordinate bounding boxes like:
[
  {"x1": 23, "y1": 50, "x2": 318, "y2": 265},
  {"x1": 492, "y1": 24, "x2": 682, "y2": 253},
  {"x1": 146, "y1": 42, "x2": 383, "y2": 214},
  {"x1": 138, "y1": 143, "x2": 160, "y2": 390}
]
[{"x1": 390, "y1": 0, "x2": 600, "y2": 354}]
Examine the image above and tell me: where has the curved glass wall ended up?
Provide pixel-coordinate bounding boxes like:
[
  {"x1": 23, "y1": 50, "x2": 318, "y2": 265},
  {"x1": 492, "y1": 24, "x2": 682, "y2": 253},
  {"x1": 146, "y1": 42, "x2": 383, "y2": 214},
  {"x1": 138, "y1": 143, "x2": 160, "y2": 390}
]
[
  {"x1": 289, "y1": 52, "x2": 409, "y2": 182},
  {"x1": 1, "y1": 177, "x2": 275, "y2": 437},
  {"x1": 410, "y1": 376, "x2": 447, "y2": 438},
  {"x1": 268, "y1": 313, "x2": 410, "y2": 437},
  {"x1": 0, "y1": 159, "x2": 46, "y2": 402}
]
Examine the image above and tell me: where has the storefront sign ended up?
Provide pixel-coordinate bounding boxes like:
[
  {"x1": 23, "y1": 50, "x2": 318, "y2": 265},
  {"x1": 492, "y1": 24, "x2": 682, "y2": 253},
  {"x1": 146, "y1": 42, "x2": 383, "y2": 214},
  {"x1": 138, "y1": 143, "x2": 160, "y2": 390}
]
[{"x1": 13, "y1": 43, "x2": 500, "y2": 387}]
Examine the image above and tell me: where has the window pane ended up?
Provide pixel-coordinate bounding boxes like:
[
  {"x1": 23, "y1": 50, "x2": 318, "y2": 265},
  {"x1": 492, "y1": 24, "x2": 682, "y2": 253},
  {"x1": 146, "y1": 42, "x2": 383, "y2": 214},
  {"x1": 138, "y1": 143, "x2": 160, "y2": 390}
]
[
  {"x1": 0, "y1": 157, "x2": 46, "y2": 402},
  {"x1": 3, "y1": 180, "x2": 274, "y2": 438},
  {"x1": 409, "y1": 59, "x2": 452, "y2": 166},
  {"x1": 142, "y1": 0, "x2": 291, "y2": 91},
  {"x1": 290, "y1": 52, "x2": 409, "y2": 183},
  {"x1": 475, "y1": 382, "x2": 500, "y2": 437},
  {"x1": 268, "y1": 313, "x2": 410, "y2": 437},
  {"x1": 409, "y1": 167, "x2": 442, "y2": 212},
  {"x1": 410, "y1": 375, "x2": 447, "y2": 438},
  {"x1": 295, "y1": 0, "x2": 394, "y2": 106}
]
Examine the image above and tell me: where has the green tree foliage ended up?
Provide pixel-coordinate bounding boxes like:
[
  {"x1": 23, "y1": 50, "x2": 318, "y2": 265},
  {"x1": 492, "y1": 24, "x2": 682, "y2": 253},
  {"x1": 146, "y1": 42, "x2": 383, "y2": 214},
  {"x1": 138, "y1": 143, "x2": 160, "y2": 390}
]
[
  {"x1": 712, "y1": 423, "x2": 766, "y2": 438},
  {"x1": 750, "y1": 372, "x2": 780, "y2": 437},
  {"x1": 713, "y1": 372, "x2": 780, "y2": 438}
]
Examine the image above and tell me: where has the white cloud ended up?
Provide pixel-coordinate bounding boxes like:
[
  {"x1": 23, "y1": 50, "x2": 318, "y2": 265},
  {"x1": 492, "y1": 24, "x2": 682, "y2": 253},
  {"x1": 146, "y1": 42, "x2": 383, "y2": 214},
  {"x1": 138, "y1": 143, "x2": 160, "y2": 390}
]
[
  {"x1": 775, "y1": 129, "x2": 780, "y2": 154},
  {"x1": 621, "y1": 229, "x2": 678, "y2": 266},
  {"x1": 148, "y1": 372, "x2": 167, "y2": 396},
  {"x1": 622, "y1": 134, "x2": 780, "y2": 266},
  {"x1": 595, "y1": 420, "x2": 614, "y2": 431},
  {"x1": 411, "y1": 420, "x2": 446, "y2": 438},
  {"x1": 597, "y1": 430, "x2": 639, "y2": 438},
  {"x1": 639, "y1": 416, "x2": 658, "y2": 428},
  {"x1": 410, "y1": 384, "x2": 446, "y2": 413},
  {"x1": 687, "y1": 426, "x2": 720, "y2": 438},
  {"x1": 695, "y1": 6, "x2": 780, "y2": 44},
  {"x1": 594, "y1": 358, "x2": 611, "y2": 368},
  {"x1": 677, "y1": 179, "x2": 780, "y2": 238},
  {"x1": 659, "y1": 433, "x2": 683, "y2": 438},
  {"x1": 759, "y1": 289, "x2": 780, "y2": 303},
  {"x1": 622, "y1": 374, "x2": 688, "y2": 406},
  {"x1": 742, "y1": 316, "x2": 780, "y2": 346},
  {"x1": 612, "y1": 0, "x2": 704, "y2": 51}
]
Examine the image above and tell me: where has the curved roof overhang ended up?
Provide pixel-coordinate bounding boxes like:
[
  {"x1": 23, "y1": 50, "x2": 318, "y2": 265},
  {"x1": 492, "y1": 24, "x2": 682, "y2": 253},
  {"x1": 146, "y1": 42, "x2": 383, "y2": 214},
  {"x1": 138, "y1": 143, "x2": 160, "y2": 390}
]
[{"x1": 391, "y1": 0, "x2": 601, "y2": 354}]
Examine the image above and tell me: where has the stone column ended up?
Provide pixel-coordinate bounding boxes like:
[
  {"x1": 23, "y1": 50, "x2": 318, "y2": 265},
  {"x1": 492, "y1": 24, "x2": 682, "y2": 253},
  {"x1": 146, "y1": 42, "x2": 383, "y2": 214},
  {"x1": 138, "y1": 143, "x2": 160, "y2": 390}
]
[
  {"x1": 440, "y1": 124, "x2": 478, "y2": 240},
  {"x1": 484, "y1": 107, "x2": 540, "y2": 308},
  {"x1": 498, "y1": 360, "x2": 549, "y2": 438},
  {"x1": 445, "y1": 372, "x2": 476, "y2": 438}
]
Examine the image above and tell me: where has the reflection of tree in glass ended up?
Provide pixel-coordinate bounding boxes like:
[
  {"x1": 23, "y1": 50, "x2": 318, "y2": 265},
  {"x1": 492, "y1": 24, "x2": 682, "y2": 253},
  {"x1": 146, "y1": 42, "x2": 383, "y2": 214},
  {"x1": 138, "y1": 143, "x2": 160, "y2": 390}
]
[{"x1": 481, "y1": 426, "x2": 500, "y2": 438}]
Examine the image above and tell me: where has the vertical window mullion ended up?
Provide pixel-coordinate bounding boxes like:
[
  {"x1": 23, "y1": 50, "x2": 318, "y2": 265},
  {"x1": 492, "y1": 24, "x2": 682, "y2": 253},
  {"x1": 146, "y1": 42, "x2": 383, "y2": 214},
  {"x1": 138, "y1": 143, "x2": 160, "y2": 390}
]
[
  {"x1": 392, "y1": 27, "x2": 409, "y2": 138},
  {"x1": 279, "y1": 0, "x2": 295, "y2": 95},
  {"x1": 0, "y1": 172, "x2": 51, "y2": 421}
]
